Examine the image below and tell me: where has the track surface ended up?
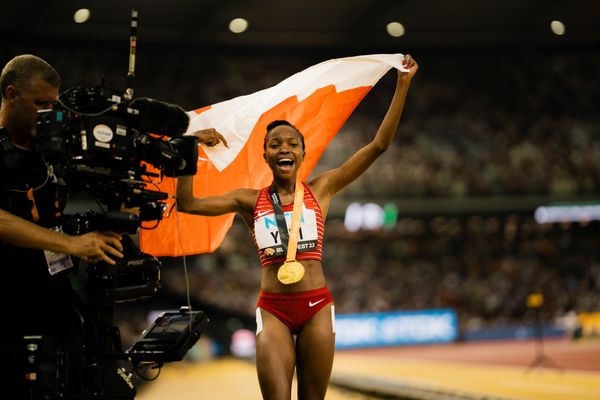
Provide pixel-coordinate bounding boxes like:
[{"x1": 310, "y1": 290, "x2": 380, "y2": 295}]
[{"x1": 137, "y1": 338, "x2": 600, "y2": 400}]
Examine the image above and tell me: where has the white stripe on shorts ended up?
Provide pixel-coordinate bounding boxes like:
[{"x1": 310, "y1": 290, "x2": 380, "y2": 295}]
[
  {"x1": 256, "y1": 307, "x2": 263, "y2": 335},
  {"x1": 331, "y1": 305, "x2": 336, "y2": 333}
]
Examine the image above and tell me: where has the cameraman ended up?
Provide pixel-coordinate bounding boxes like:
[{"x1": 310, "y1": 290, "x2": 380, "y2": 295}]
[{"x1": 0, "y1": 54, "x2": 124, "y2": 396}]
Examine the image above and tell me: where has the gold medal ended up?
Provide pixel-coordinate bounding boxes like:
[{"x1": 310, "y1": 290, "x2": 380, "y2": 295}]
[{"x1": 277, "y1": 260, "x2": 305, "y2": 284}]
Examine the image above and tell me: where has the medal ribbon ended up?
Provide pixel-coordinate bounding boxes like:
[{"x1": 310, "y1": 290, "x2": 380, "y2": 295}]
[{"x1": 268, "y1": 181, "x2": 304, "y2": 262}]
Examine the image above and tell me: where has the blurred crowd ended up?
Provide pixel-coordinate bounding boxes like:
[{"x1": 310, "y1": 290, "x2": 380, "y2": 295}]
[
  {"x1": 314, "y1": 52, "x2": 600, "y2": 199},
  {"x1": 159, "y1": 215, "x2": 600, "y2": 335}
]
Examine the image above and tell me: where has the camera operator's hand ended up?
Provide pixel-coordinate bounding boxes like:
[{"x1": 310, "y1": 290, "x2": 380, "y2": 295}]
[
  {"x1": 187, "y1": 128, "x2": 228, "y2": 148},
  {"x1": 69, "y1": 231, "x2": 124, "y2": 265}
]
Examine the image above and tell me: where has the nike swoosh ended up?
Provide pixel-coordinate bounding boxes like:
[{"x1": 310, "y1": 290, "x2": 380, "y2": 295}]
[
  {"x1": 257, "y1": 210, "x2": 272, "y2": 217},
  {"x1": 309, "y1": 299, "x2": 325, "y2": 307}
]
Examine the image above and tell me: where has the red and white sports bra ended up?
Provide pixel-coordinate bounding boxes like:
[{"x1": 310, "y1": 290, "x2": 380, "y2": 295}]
[{"x1": 251, "y1": 183, "x2": 324, "y2": 267}]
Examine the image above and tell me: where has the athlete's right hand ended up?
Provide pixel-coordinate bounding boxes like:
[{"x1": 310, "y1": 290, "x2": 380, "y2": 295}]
[{"x1": 187, "y1": 128, "x2": 229, "y2": 148}]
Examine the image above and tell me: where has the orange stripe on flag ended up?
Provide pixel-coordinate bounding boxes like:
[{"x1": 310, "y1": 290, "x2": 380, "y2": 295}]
[{"x1": 140, "y1": 85, "x2": 371, "y2": 256}]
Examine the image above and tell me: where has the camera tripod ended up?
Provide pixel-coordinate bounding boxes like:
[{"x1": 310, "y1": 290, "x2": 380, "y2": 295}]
[{"x1": 524, "y1": 308, "x2": 563, "y2": 373}]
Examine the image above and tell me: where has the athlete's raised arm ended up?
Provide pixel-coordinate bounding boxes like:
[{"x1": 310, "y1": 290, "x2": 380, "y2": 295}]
[{"x1": 312, "y1": 54, "x2": 418, "y2": 200}]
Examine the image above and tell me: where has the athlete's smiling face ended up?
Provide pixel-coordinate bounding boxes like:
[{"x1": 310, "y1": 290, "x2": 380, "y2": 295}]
[{"x1": 264, "y1": 125, "x2": 305, "y2": 178}]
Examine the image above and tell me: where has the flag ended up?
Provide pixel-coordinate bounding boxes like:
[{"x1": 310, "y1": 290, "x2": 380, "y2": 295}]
[{"x1": 140, "y1": 54, "x2": 407, "y2": 257}]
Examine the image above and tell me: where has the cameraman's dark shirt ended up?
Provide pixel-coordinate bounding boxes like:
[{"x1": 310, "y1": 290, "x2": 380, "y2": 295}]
[{"x1": 0, "y1": 128, "x2": 76, "y2": 336}]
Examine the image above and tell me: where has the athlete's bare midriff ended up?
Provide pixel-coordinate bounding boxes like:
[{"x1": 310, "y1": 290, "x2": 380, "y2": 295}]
[{"x1": 261, "y1": 259, "x2": 326, "y2": 292}]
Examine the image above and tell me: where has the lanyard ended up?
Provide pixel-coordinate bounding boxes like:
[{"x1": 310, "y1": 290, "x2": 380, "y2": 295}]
[{"x1": 268, "y1": 181, "x2": 304, "y2": 262}]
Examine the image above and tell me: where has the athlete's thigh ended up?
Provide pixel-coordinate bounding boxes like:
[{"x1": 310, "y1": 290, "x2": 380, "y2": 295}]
[
  {"x1": 255, "y1": 308, "x2": 296, "y2": 400},
  {"x1": 295, "y1": 304, "x2": 335, "y2": 400}
]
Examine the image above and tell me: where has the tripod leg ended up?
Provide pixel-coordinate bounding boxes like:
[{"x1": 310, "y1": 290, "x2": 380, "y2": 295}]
[{"x1": 524, "y1": 308, "x2": 563, "y2": 373}]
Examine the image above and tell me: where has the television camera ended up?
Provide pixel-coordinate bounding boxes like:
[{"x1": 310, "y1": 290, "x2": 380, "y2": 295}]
[
  {"x1": 36, "y1": 84, "x2": 198, "y2": 224},
  {"x1": 35, "y1": 82, "x2": 197, "y2": 303},
  {"x1": 28, "y1": 50, "x2": 209, "y2": 400}
]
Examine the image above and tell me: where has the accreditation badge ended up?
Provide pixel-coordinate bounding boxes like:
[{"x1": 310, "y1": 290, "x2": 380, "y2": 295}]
[{"x1": 44, "y1": 226, "x2": 74, "y2": 276}]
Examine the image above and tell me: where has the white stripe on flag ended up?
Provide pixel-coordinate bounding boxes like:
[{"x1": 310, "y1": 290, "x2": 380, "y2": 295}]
[{"x1": 185, "y1": 53, "x2": 408, "y2": 171}]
